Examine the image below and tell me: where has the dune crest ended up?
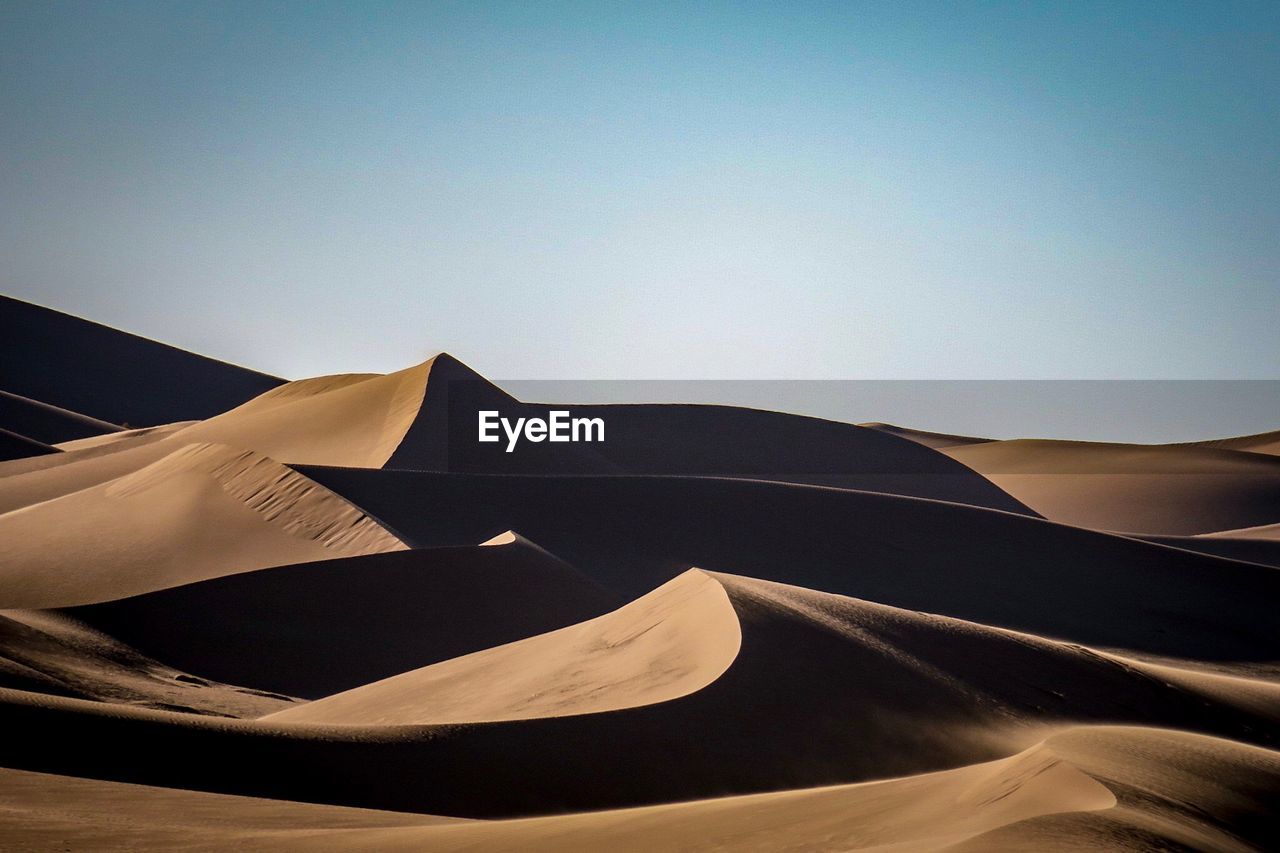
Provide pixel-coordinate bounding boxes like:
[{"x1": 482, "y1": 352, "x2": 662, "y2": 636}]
[
  {"x1": 170, "y1": 361, "x2": 434, "y2": 468},
  {"x1": 0, "y1": 443, "x2": 406, "y2": 609},
  {"x1": 265, "y1": 568, "x2": 741, "y2": 725},
  {"x1": 106, "y1": 443, "x2": 405, "y2": 556}
]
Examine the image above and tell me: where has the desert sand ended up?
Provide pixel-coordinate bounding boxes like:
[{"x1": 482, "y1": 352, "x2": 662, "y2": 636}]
[{"x1": 0, "y1": 294, "x2": 1277, "y2": 851}]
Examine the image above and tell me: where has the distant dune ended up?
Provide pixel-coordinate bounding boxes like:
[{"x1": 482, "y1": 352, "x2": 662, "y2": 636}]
[
  {"x1": 0, "y1": 296, "x2": 1276, "y2": 850},
  {"x1": 944, "y1": 438, "x2": 1280, "y2": 534}
]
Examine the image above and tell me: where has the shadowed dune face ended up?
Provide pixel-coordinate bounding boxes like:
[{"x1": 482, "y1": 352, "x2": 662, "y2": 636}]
[
  {"x1": 0, "y1": 390, "x2": 122, "y2": 445},
  {"x1": 0, "y1": 427, "x2": 59, "y2": 462},
  {"x1": 0, "y1": 296, "x2": 283, "y2": 426},
  {"x1": 300, "y1": 468, "x2": 1280, "y2": 666},
  {"x1": 0, "y1": 443, "x2": 406, "y2": 609},
  {"x1": 67, "y1": 536, "x2": 619, "y2": 699}
]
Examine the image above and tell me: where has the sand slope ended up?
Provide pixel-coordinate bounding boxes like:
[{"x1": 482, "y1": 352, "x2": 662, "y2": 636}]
[
  {"x1": 69, "y1": 534, "x2": 618, "y2": 698},
  {"x1": 0, "y1": 610, "x2": 296, "y2": 717},
  {"x1": 0, "y1": 389, "x2": 122, "y2": 444},
  {"x1": 0, "y1": 571, "x2": 1277, "y2": 818},
  {"x1": 303, "y1": 468, "x2": 1280, "y2": 665},
  {"x1": 859, "y1": 421, "x2": 992, "y2": 449},
  {"x1": 0, "y1": 427, "x2": 58, "y2": 462},
  {"x1": 265, "y1": 568, "x2": 739, "y2": 724},
  {"x1": 0, "y1": 295, "x2": 284, "y2": 426},
  {"x1": 943, "y1": 438, "x2": 1280, "y2": 534},
  {"x1": 2, "y1": 725, "x2": 1273, "y2": 852},
  {"x1": 1173, "y1": 428, "x2": 1280, "y2": 457},
  {"x1": 0, "y1": 443, "x2": 406, "y2": 608}
]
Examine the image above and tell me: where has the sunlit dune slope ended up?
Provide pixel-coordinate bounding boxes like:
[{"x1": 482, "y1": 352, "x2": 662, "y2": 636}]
[
  {"x1": 0, "y1": 443, "x2": 406, "y2": 608},
  {"x1": 943, "y1": 439, "x2": 1280, "y2": 535}
]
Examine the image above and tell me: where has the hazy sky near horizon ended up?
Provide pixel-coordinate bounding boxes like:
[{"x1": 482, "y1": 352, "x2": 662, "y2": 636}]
[{"x1": 2, "y1": 1, "x2": 1277, "y2": 380}]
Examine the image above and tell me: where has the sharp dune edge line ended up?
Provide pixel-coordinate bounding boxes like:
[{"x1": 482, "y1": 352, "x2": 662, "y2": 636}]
[
  {"x1": 264, "y1": 568, "x2": 741, "y2": 725},
  {"x1": 105, "y1": 443, "x2": 407, "y2": 557}
]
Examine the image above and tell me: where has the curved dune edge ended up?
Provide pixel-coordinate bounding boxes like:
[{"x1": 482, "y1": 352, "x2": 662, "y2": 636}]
[
  {"x1": 0, "y1": 358, "x2": 435, "y2": 516},
  {"x1": 858, "y1": 422, "x2": 992, "y2": 450},
  {"x1": 4, "y1": 726, "x2": 1277, "y2": 852},
  {"x1": 0, "y1": 443, "x2": 407, "y2": 609},
  {"x1": 169, "y1": 360, "x2": 433, "y2": 468},
  {"x1": 264, "y1": 568, "x2": 741, "y2": 726},
  {"x1": 943, "y1": 439, "x2": 1280, "y2": 535},
  {"x1": 1169, "y1": 428, "x2": 1280, "y2": 457},
  {"x1": 1200, "y1": 521, "x2": 1280, "y2": 541}
]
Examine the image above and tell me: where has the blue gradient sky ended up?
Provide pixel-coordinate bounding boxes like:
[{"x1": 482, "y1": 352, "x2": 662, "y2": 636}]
[{"x1": 3, "y1": 1, "x2": 1277, "y2": 380}]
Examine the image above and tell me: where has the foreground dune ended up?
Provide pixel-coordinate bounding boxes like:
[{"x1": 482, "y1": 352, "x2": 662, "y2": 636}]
[
  {"x1": 0, "y1": 443, "x2": 406, "y2": 608},
  {"x1": 2, "y1": 726, "x2": 1273, "y2": 851},
  {"x1": 0, "y1": 570, "x2": 1275, "y2": 819}
]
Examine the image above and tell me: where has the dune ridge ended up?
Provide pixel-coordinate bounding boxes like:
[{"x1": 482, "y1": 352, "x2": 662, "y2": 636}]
[
  {"x1": 265, "y1": 568, "x2": 740, "y2": 724},
  {"x1": 0, "y1": 443, "x2": 406, "y2": 609}
]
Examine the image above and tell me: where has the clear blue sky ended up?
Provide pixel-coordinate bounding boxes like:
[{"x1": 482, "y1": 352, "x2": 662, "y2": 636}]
[{"x1": 3, "y1": 1, "x2": 1277, "y2": 380}]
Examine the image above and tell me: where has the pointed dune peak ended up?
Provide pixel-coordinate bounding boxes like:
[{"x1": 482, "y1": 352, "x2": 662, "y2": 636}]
[
  {"x1": 0, "y1": 442, "x2": 406, "y2": 609},
  {"x1": 264, "y1": 568, "x2": 740, "y2": 724},
  {"x1": 170, "y1": 359, "x2": 438, "y2": 468}
]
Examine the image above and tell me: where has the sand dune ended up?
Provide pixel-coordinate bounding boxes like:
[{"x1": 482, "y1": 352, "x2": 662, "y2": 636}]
[
  {"x1": 2, "y1": 725, "x2": 1274, "y2": 852},
  {"x1": 170, "y1": 364, "x2": 434, "y2": 468},
  {"x1": 0, "y1": 389, "x2": 122, "y2": 444},
  {"x1": 3, "y1": 299, "x2": 1278, "y2": 849},
  {"x1": 0, "y1": 572, "x2": 1276, "y2": 819},
  {"x1": 69, "y1": 534, "x2": 617, "y2": 698},
  {"x1": 302, "y1": 468, "x2": 1280, "y2": 665},
  {"x1": 1173, "y1": 428, "x2": 1280, "y2": 457},
  {"x1": 0, "y1": 427, "x2": 58, "y2": 462},
  {"x1": 0, "y1": 734, "x2": 1109, "y2": 852},
  {"x1": 859, "y1": 421, "x2": 992, "y2": 449},
  {"x1": 0, "y1": 295, "x2": 283, "y2": 425},
  {"x1": 0, "y1": 443, "x2": 406, "y2": 608},
  {"x1": 1134, "y1": 531, "x2": 1280, "y2": 568},
  {"x1": 0, "y1": 435, "x2": 184, "y2": 515},
  {"x1": 0, "y1": 610, "x2": 296, "y2": 717},
  {"x1": 943, "y1": 438, "x2": 1280, "y2": 534},
  {"x1": 265, "y1": 568, "x2": 739, "y2": 724},
  {"x1": 1203, "y1": 520, "x2": 1280, "y2": 540}
]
